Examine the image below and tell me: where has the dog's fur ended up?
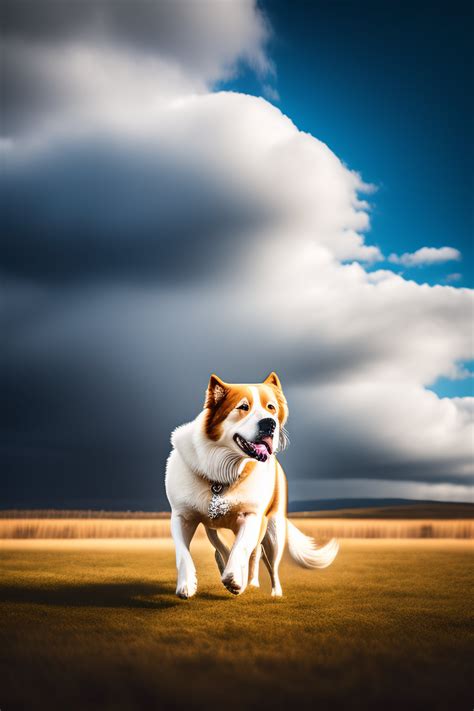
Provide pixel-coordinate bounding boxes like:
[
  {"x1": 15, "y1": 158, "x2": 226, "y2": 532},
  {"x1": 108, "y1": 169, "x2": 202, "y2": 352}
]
[{"x1": 165, "y1": 372, "x2": 338, "y2": 598}]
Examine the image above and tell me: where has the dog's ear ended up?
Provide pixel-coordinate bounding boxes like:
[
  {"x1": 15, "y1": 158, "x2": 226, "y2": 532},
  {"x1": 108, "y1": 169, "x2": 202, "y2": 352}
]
[
  {"x1": 263, "y1": 371, "x2": 282, "y2": 390},
  {"x1": 264, "y1": 371, "x2": 288, "y2": 427},
  {"x1": 205, "y1": 374, "x2": 228, "y2": 408}
]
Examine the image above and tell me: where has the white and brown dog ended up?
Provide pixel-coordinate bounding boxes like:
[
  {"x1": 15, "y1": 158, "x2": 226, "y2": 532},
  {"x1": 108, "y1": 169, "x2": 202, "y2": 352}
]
[{"x1": 165, "y1": 372, "x2": 338, "y2": 598}]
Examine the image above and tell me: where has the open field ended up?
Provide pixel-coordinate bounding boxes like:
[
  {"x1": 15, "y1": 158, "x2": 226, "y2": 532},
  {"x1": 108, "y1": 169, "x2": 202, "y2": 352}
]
[
  {"x1": 1, "y1": 539, "x2": 473, "y2": 710},
  {"x1": 1, "y1": 516, "x2": 472, "y2": 539},
  {"x1": 2, "y1": 502, "x2": 473, "y2": 519}
]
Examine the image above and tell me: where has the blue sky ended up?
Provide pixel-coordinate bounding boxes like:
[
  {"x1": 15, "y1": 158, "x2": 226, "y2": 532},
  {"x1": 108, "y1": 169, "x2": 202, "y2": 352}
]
[{"x1": 221, "y1": 0, "x2": 473, "y2": 398}]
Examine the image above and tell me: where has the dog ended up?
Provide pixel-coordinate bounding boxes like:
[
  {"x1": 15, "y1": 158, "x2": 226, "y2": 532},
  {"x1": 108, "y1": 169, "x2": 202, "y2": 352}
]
[{"x1": 165, "y1": 372, "x2": 338, "y2": 598}]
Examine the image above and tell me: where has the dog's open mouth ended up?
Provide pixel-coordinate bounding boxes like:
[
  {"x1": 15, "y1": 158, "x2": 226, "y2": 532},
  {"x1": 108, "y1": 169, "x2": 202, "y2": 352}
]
[{"x1": 233, "y1": 433, "x2": 273, "y2": 462}]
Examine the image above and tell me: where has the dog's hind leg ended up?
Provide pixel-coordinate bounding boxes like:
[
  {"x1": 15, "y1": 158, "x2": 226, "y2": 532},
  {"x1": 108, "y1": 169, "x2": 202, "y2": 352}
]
[
  {"x1": 248, "y1": 544, "x2": 262, "y2": 587},
  {"x1": 248, "y1": 516, "x2": 268, "y2": 588},
  {"x1": 262, "y1": 514, "x2": 286, "y2": 597},
  {"x1": 261, "y1": 543, "x2": 272, "y2": 573},
  {"x1": 205, "y1": 527, "x2": 230, "y2": 575}
]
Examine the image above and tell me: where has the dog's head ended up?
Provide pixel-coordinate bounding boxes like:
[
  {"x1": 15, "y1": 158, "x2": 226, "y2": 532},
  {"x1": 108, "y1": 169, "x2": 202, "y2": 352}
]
[{"x1": 202, "y1": 372, "x2": 289, "y2": 463}]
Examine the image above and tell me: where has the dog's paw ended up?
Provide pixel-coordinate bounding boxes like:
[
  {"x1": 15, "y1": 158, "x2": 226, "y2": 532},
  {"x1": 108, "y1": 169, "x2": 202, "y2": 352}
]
[
  {"x1": 222, "y1": 572, "x2": 243, "y2": 595},
  {"x1": 176, "y1": 575, "x2": 197, "y2": 599},
  {"x1": 271, "y1": 584, "x2": 283, "y2": 598},
  {"x1": 249, "y1": 577, "x2": 260, "y2": 588}
]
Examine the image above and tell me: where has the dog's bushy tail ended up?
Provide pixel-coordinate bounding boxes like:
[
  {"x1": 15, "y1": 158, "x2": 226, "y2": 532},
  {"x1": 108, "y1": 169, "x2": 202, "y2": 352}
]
[{"x1": 286, "y1": 520, "x2": 339, "y2": 569}]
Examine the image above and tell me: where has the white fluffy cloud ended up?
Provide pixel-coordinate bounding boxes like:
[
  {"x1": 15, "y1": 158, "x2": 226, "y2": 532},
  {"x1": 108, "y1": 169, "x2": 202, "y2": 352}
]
[
  {"x1": 389, "y1": 246, "x2": 461, "y2": 267},
  {"x1": 2, "y1": 0, "x2": 473, "y2": 505},
  {"x1": 445, "y1": 273, "x2": 462, "y2": 283}
]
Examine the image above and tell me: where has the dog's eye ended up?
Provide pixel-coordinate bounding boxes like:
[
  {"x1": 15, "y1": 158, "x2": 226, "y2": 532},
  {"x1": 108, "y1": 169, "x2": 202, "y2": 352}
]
[
  {"x1": 267, "y1": 403, "x2": 276, "y2": 411},
  {"x1": 236, "y1": 403, "x2": 249, "y2": 411}
]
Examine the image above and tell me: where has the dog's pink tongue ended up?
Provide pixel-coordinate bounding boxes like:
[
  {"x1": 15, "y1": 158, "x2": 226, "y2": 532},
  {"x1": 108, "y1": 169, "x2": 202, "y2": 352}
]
[
  {"x1": 260, "y1": 435, "x2": 273, "y2": 454},
  {"x1": 253, "y1": 443, "x2": 268, "y2": 456}
]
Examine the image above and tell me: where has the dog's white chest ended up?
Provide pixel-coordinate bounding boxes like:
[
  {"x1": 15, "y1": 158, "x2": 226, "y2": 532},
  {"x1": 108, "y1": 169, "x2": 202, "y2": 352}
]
[
  {"x1": 208, "y1": 483, "x2": 231, "y2": 519},
  {"x1": 165, "y1": 448, "x2": 275, "y2": 521}
]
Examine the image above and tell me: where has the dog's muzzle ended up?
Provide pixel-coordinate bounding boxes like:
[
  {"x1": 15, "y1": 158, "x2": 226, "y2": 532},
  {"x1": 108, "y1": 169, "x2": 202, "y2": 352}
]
[{"x1": 233, "y1": 417, "x2": 277, "y2": 462}]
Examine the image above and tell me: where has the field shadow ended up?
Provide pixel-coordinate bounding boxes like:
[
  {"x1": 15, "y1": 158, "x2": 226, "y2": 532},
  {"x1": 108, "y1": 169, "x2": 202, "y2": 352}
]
[{"x1": 0, "y1": 581, "x2": 180, "y2": 610}]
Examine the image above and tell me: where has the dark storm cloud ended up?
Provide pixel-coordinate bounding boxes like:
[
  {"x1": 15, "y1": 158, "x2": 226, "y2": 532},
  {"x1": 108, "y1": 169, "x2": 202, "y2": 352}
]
[
  {"x1": 1, "y1": 281, "x2": 312, "y2": 510},
  {"x1": 1, "y1": 285, "x2": 205, "y2": 510},
  {"x1": 1, "y1": 133, "x2": 272, "y2": 284},
  {"x1": 1, "y1": 348, "x2": 176, "y2": 510},
  {"x1": 284, "y1": 418, "x2": 474, "y2": 487},
  {"x1": 2, "y1": 277, "x2": 471, "y2": 511}
]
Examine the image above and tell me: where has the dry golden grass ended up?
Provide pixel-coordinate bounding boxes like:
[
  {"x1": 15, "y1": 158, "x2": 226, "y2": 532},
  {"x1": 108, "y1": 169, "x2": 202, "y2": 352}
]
[
  {"x1": 293, "y1": 517, "x2": 474, "y2": 539},
  {"x1": 0, "y1": 517, "x2": 173, "y2": 539},
  {"x1": 2, "y1": 502, "x2": 473, "y2": 520},
  {"x1": 1, "y1": 538, "x2": 472, "y2": 710},
  {"x1": 1, "y1": 516, "x2": 472, "y2": 539}
]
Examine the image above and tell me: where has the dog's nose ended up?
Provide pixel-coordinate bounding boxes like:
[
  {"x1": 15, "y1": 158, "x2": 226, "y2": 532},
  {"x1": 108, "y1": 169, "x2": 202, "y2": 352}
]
[{"x1": 258, "y1": 418, "x2": 276, "y2": 436}]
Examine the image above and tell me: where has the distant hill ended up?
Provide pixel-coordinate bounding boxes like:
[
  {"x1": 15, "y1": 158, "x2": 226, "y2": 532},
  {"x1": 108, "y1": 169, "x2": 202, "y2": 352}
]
[{"x1": 288, "y1": 498, "x2": 474, "y2": 519}]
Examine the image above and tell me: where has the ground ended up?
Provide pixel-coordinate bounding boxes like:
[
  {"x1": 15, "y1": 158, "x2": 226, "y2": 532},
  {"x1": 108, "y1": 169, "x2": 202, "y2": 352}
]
[{"x1": 1, "y1": 538, "x2": 472, "y2": 710}]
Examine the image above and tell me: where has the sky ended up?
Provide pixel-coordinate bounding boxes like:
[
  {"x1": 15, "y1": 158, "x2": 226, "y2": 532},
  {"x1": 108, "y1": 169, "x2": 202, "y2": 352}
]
[
  {"x1": 1, "y1": 0, "x2": 473, "y2": 510},
  {"x1": 226, "y1": 2, "x2": 473, "y2": 282}
]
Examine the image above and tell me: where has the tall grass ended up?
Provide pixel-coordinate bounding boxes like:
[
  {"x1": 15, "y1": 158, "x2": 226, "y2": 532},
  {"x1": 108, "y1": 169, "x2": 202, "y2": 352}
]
[
  {"x1": 0, "y1": 517, "x2": 472, "y2": 539},
  {"x1": 0, "y1": 510, "x2": 171, "y2": 519},
  {"x1": 0, "y1": 518, "x2": 172, "y2": 539},
  {"x1": 293, "y1": 517, "x2": 474, "y2": 540}
]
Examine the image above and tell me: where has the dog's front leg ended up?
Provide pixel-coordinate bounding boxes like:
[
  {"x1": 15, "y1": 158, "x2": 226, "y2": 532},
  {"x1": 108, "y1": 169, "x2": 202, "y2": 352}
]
[
  {"x1": 171, "y1": 512, "x2": 198, "y2": 599},
  {"x1": 222, "y1": 513, "x2": 261, "y2": 595}
]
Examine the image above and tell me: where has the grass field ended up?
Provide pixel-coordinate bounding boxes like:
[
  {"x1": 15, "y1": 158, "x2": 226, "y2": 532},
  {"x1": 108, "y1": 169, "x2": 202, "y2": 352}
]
[
  {"x1": 1, "y1": 538, "x2": 473, "y2": 710},
  {"x1": 1, "y1": 515, "x2": 472, "y2": 539}
]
